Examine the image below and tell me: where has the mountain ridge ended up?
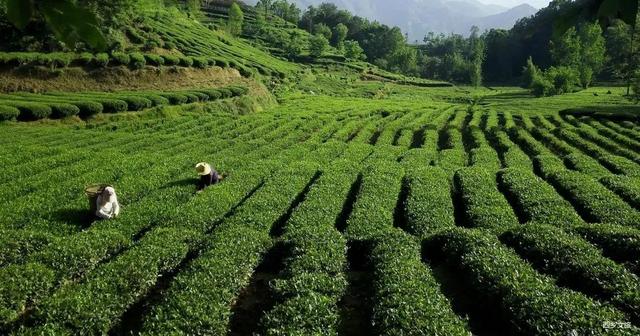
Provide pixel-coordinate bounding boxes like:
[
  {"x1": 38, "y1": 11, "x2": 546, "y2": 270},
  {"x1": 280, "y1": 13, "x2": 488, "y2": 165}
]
[{"x1": 243, "y1": 0, "x2": 538, "y2": 40}]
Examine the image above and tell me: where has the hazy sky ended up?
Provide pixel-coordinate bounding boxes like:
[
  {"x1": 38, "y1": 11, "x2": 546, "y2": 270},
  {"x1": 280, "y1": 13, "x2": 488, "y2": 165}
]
[{"x1": 474, "y1": 0, "x2": 551, "y2": 9}]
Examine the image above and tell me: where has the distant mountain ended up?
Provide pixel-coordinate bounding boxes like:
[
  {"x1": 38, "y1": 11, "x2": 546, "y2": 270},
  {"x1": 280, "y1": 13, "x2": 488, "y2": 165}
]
[
  {"x1": 473, "y1": 4, "x2": 539, "y2": 34},
  {"x1": 243, "y1": 0, "x2": 538, "y2": 41}
]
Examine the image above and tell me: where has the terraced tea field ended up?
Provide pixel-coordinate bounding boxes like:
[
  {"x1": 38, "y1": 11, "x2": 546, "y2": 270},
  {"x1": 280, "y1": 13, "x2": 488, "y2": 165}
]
[{"x1": 1, "y1": 89, "x2": 639, "y2": 336}]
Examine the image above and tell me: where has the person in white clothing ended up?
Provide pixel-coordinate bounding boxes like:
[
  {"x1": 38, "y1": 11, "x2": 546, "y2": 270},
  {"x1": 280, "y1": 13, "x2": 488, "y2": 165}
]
[{"x1": 96, "y1": 186, "x2": 120, "y2": 219}]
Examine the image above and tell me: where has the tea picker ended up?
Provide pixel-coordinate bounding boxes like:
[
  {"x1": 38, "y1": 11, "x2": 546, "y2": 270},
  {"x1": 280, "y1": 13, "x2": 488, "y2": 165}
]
[
  {"x1": 85, "y1": 184, "x2": 121, "y2": 219},
  {"x1": 195, "y1": 162, "x2": 225, "y2": 192}
]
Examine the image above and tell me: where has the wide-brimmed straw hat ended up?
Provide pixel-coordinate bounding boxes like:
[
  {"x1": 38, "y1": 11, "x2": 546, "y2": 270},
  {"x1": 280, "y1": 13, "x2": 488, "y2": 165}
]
[{"x1": 195, "y1": 162, "x2": 212, "y2": 176}]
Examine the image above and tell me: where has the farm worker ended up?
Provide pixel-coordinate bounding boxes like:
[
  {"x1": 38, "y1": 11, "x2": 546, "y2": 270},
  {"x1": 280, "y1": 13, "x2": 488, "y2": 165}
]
[
  {"x1": 96, "y1": 186, "x2": 120, "y2": 219},
  {"x1": 196, "y1": 162, "x2": 223, "y2": 192}
]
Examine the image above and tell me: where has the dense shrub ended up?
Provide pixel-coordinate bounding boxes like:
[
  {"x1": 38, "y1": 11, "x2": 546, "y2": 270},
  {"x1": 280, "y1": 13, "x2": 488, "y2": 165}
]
[
  {"x1": 428, "y1": 228, "x2": 636, "y2": 335},
  {"x1": 129, "y1": 52, "x2": 146, "y2": 69},
  {"x1": 555, "y1": 128, "x2": 640, "y2": 176},
  {"x1": 135, "y1": 94, "x2": 169, "y2": 106},
  {"x1": 117, "y1": 96, "x2": 153, "y2": 111},
  {"x1": 0, "y1": 230, "x2": 55, "y2": 267},
  {"x1": 110, "y1": 52, "x2": 131, "y2": 66},
  {"x1": 31, "y1": 228, "x2": 196, "y2": 334},
  {"x1": 547, "y1": 170, "x2": 640, "y2": 227},
  {"x1": 454, "y1": 167, "x2": 519, "y2": 231},
  {"x1": 436, "y1": 148, "x2": 467, "y2": 172},
  {"x1": 2, "y1": 101, "x2": 52, "y2": 120},
  {"x1": 192, "y1": 56, "x2": 208, "y2": 68},
  {"x1": 0, "y1": 105, "x2": 20, "y2": 121},
  {"x1": 162, "y1": 54, "x2": 180, "y2": 66},
  {"x1": 470, "y1": 146, "x2": 501, "y2": 170},
  {"x1": 158, "y1": 93, "x2": 189, "y2": 105},
  {"x1": 600, "y1": 175, "x2": 640, "y2": 209},
  {"x1": 228, "y1": 86, "x2": 248, "y2": 96},
  {"x1": 178, "y1": 56, "x2": 193, "y2": 67},
  {"x1": 92, "y1": 53, "x2": 109, "y2": 67},
  {"x1": 48, "y1": 103, "x2": 80, "y2": 118},
  {"x1": 77, "y1": 53, "x2": 94, "y2": 65},
  {"x1": 372, "y1": 230, "x2": 469, "y2": 335},
  {"x1": 501, "y1": 224, "x2": 640, "y2": 323},
  {"x1": 186, "y1": 91, "x2": 208, "y2": 102},
  {"x1": 238, "y1": 66, "x2": 255, "y2": 78},
  {"x1": 564, "y1": 153, "x2": 611, "y2": 178},
  {"x1": 94, "y1": 98, "x2": 128, "y2": 113},
  {"x1": 574, "y1": 126, "x2": 640, "y2": 164},
  {"x1": 143, "y1": 54, "x2": 164, "y2": 66},
  {"x1": 181, "y1": 93, "x2": 200, "y2": 103},
  {"x1": 546, "y1": 66, "x2": 581, "y2": 95},
  {"x1": 404, "y1": 167, "x2": 455, "y2": 237},
  {"x1": 572, "y1": 223, "x2": 640, "y2": 264},
  {"x1": 0, "y1": 263, "x2": 56, "y2": 324},
  {"x1": 498, "y1": 168, "x2": 584, "y2": 227},
  {"x1": 197, "y1": 89, "x2": 222, "y2": 100},
  {"x1": 585, "y1": 119, "x2": 640, "y2": 152},
  {"x1": 217, "y1": 88, "x2": 233, "y2": 99},
  {"x1": 214, "y1": 58, "x2": 229, "y2": 68},
  {"x1": 71, "y1": 101, "x2": 103, "y2": 117},
  {"x1": 345, "y1": 161, "x2": 404, "y2": 240}
]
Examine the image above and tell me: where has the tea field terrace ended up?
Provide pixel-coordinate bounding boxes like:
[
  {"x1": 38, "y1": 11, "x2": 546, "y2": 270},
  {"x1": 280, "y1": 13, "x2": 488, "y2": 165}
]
[{"x1": 0, "y1": 87, "x2": 639, "y2": 335}]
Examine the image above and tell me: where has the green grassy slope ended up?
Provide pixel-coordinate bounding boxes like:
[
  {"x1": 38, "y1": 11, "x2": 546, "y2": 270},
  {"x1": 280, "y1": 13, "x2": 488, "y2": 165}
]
[{"x1": 1, "y1": 84, "x2": 640, "y2": 335}]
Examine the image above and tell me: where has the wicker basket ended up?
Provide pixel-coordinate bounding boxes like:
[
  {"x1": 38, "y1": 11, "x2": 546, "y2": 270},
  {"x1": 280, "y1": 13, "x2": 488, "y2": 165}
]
[{"x1": 85, "y1": 184, "x2": 110, "y2": 214}]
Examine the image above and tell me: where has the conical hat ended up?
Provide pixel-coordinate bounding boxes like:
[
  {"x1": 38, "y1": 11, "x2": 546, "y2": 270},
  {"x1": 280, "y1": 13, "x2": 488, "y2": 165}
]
[{"x1": 195, "y1": 162, "x2": 212, "y2": 176}]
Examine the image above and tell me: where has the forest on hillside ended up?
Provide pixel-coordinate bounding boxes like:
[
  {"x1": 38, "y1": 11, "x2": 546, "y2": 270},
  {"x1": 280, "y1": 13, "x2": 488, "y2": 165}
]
[{"x1": 1, "y1": 0, "x2": 639, "y2": 99}]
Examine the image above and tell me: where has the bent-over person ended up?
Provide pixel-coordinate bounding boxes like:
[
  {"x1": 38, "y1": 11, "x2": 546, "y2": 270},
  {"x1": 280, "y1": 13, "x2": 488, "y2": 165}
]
[{"x1": 196, "y1": 162, "x2": 223, "y2": 192}]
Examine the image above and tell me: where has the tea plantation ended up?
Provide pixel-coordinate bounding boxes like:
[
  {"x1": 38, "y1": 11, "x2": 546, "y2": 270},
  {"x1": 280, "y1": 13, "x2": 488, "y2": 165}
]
[
  {"x1": 1, "y1": 0, "x2": 640, "y2": 334},
  {"x1": 1, "y1": 84, "x2": 639, "y2": 335}
]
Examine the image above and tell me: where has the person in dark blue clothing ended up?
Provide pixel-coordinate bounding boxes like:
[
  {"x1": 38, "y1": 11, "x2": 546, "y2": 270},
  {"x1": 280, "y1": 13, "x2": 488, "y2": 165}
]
[{"x1": 195, "y1": 162, "x2": 223, "y2": 192}]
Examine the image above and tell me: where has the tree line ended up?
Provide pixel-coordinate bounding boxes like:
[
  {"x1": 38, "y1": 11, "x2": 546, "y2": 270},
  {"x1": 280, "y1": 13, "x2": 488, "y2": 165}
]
[{"x1": 256, "y1": 0, "x2": 638, "y2": 99}]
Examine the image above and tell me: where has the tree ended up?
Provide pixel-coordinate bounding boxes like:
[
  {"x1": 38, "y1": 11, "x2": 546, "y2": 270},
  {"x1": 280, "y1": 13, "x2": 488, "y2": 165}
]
[
  {"x1": 313, "y1": 23, "x2": 332, "y2": 40},
  {"x1": 545, "y1": 66, "x2": 581, "y2": 94},
  {"x1": 469, "y1": 26, "x2": 485, "y2": 87},
  {"x1": 606, "y1": 19, "x2": 640, "y2": 95},
  {"x1": 270, "y1": 0, "x2": 300, "y2": 24},
  {"x1": 309, "y1": 33, "x2": 329, "y2": 57},
  {"x1": 388, "y1": 46, "x2": 417, "y2": 74},
  {"x1": 344, "y1": 40, "x2": 365, "y2": 60},
  {"x1": 632, "y1": 71, "x2": 640, "y2": 102},
  {"x1": 256, "y1": 0, "x2": 273, "y2": 19},
  {"x1": 555, "y1": 0, "x2": 638, "y2": 37},
  {"x1": 551, "y1": 22, "x2": 606, "y2": 88},
  {"x1": 522, "y1": 56, "x2": 541, "y2": 88},
  {"x1": 227, "y1": 2, "x2": 244, "y2": 36},
  {"x1": 333, "y1": 23, "x2": 348, "y2": 49},
  {"x1": 577, "y1": 22, "x2": 606, "y2": 88},
  {"x1": 283, "y1": 30, "x2": 305, "y2": 59},
  {"x1": 3, "y1": 0, "x2": 106, "y2": 50},
  {"x1": 551, "y1": 27, "x2": 581, "y2": 67}
]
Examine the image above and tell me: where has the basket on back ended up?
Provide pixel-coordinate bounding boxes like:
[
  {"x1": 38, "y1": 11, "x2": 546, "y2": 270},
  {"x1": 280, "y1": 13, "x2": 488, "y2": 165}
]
[{"x1": 84, "y1": 184, "x2": 111, "y2": 214}]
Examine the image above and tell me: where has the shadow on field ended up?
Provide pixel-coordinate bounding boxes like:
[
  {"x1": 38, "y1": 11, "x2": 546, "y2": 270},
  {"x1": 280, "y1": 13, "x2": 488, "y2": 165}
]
[
  {"x1": 483, "y1": 91, "x2": 533, "y2": 102},
  {"x1": 161, "y1": 177, "x2": 198, "y2": 189},
  {"x1": 228, "y1": 242, "x2": 291, "y2": 336},
  {"x1": 52, "y1": 208, "x2": 95, "y2": 229},
  {"x1": 338, "y1": 241, "x2": 374, "y2": 336},
  {"x1": 422, "y1": 240, "x2": 512, "y2": 336},
  {"x1": 560, "y1": 106, "x2": 640, "y2": 121}
]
